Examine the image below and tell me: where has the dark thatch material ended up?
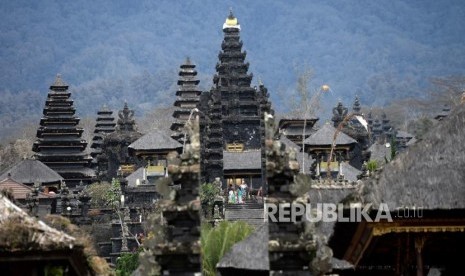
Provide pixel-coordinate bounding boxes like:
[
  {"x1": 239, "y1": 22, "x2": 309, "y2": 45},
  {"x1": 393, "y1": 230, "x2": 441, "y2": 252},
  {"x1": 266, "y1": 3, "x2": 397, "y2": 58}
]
[
  {"x1": 360, "y1": 103, "x2": 465, "y2": 210},
  {"x1": 304, "y1": 123, "x2": 356, "y2": 146},
  {"x1": 309, "y1": 186, "x2": 356, "y2": 205},
  {"x1": 223, "y1": 150, "x2": 261, "y2": 171},
  {"x1": 395, "y1": 130, "x2": 414, "y2": 139},
  {"x1": 277, "y1": 136, "x2": 315, "y2": 173},
  {"x1": 129, "y1": 129, "x2": 182, "y2": 151},
  {"x1": 434, "y1": 105, "x2": 451, "y2": 120},
  {"x1": 405, "y1": 137, "x2": 418, "y2": 146},
  {"x1": 0, "y1": 195, "x2": 95, "y2": 275},
  {"x1": 278, "y1": 135, "x2": 301, "y2": 151},
  {"x1": 125, "y1": 167, "x2": 144, "y2": 187},
  {"x1": 0, "y1": 194, "x2": 75, "y2": 250},
  {"x1": 368, "y1": 143, "x2": 391, "y2": 164},
  {"x1": 0, "y1": 159, "x2": 63, "y2": 185},
  {"x1": 309, "y1": 186, "x2": 357, "y2": 237},
  {"x1": 280, "y1": 116, "x2": 319, "y2": 121},
  {"x1": 217, "y1": 223, "x2": 269, "y2": 271}
]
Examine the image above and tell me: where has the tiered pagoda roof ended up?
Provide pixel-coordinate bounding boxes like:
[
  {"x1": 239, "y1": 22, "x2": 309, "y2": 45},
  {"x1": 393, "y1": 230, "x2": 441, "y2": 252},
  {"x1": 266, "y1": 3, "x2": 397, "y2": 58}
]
[
  {"x1": 434, "y1": 104, "x2": 451, "y2": 121},
  {"x1": 90, "y1": 105, "x2": 116, "y2": 159},
  {"x1": 199, "y1": 10, "x2": 272, "y2": 183},
  {"x1": 367, "y1": 111, "x2": 394, "y2": 144},
  {"x1": 32, "y1": 75, "x2": 95, "y2": 187},
  {"x1": 170, "y1": 58, "x2": 201, "y2": 143},
  {"x1": 278, "y1": 117, "x2": 319, "y2": 145},
  {"x1": 352, "y1": 96, "x2": 362, "y2": 114}
]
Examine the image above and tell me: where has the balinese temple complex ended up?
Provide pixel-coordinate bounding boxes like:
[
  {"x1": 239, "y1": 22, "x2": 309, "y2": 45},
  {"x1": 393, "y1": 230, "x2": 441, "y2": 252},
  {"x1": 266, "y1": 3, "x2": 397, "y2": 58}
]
[
  {"x1": 6, "y1": 9, "x2": 463, "y2": 276},
  {"x1": 25, "y1": 11, "x2": 417, "y2": 191}
]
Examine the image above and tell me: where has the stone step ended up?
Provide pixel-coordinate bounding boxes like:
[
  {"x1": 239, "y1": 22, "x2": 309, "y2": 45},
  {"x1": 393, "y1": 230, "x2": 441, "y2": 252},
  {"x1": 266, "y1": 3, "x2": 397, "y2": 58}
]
[
  {"x1": 224, "y1": 218, "x2": 265, "y2": 228},
  {"x1": 225, "y1": 209, "x2": 264, "y2": 220},
  {"x1": 225, "y1": 203, "x2": 264, "y2": 210}
]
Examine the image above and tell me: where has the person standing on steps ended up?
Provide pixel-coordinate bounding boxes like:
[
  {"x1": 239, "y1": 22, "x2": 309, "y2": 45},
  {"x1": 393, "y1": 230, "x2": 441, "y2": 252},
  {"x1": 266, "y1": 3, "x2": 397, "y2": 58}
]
[
  {"x1": 240, "y1": 180, "x2": 248, "y2": 201},
  {"x1": 228, "y1": 184, "x2": 235, "y2": 204},
  {"x1": 237, "y1": 184, "x2": 243, "y2": 204}
]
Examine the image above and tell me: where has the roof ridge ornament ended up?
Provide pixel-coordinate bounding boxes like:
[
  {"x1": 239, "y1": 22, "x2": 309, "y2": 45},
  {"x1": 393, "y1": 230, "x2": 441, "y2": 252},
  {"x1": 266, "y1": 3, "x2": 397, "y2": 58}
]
[
  {"x1": 223, "y1": 8, "x2": 240, "y2": 30},
  {"x1": 51, "y1": 73, "x2": 68, "y2": 87}
]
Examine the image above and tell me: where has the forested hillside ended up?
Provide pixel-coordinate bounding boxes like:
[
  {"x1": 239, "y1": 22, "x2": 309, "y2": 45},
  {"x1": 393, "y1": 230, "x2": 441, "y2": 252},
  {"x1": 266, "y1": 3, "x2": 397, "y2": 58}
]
[{"x1": 1, "y1": 0, "x2": 465, "y2": 139}]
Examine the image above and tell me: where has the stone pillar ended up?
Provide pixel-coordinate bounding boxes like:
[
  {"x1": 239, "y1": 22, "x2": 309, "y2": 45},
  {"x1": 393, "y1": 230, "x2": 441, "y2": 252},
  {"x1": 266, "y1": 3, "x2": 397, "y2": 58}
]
[
  {"x1": 151, "y1": 116, "x2": 201, "y2": 275},
  {"x1": 26, "y1": 182, "x2": 40, "y2": 217},
  {"x1": 265, "y1": 112, "x2": 317, "y2": 273}
]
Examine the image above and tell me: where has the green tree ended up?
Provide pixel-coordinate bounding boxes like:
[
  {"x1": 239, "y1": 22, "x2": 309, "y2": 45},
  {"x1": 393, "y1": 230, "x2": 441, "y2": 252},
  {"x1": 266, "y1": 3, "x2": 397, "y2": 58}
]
[
  {"x1": 390, "y1": 137, "x2": 397, "y2": 160},
  {"x1": 87, "y1": 182, "x2": 112, "y2": 208},
  {"x1": 87, "y1": 179, "x2": 122, "y2": 209},
  {"x1": 201, "y1": 221, "x2": 253, "y2": 276},
  {"x1": 107, "y1": 178, "x2": 122, "y2": 209},
  {"x1": 199, "y1": 182, "x2": 221, "y2": 219},
  {"x1": 116, "y1": 250, "x2": 140, "y2": 276}
]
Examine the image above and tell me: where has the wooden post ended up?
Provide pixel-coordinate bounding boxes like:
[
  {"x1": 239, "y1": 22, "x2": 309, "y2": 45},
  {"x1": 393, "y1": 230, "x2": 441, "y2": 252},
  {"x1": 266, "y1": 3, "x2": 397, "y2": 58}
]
[
  {"x1": 395, "y1": 236, "x2": 402, "y2": 276},
  {"x1": 415, "y1": 236, "x2": 425, "y2": 276}
]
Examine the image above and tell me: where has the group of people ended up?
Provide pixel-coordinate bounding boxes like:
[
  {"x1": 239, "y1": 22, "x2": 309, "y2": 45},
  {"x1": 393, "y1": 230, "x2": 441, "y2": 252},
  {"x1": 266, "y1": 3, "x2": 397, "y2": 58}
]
[{"x1": 227, "y1": 180, "x2": 248, "y2": 204}]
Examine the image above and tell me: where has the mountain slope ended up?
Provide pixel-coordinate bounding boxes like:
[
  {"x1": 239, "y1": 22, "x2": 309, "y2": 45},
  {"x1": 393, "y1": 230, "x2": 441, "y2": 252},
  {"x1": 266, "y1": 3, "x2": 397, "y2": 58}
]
[{"x1": 0, "y1": 0, "x2": 464, "y2": 134}]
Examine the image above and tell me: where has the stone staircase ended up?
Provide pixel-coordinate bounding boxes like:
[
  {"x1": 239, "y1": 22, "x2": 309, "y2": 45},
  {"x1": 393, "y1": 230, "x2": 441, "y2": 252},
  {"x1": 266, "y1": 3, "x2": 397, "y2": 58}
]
[{"x1": 224, "y1": 202, "x2": 265, "y2": 228}]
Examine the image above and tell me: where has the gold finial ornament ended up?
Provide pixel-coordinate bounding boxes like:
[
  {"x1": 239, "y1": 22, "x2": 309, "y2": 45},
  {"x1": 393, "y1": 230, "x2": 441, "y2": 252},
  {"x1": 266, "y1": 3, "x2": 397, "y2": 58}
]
[{"x1": 223, "y1": 8, "x2": 240, "y2": 30}]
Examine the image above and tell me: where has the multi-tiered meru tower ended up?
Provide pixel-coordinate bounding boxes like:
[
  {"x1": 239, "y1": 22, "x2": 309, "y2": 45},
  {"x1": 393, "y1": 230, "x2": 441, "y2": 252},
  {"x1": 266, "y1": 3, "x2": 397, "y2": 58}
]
[
  {"x1": 32, "y1": 75, "x2": 94, "y2": 188},
  {"x1": 90, "y1": 105, "x2": 116, "y2": 177},
  {"x1": 199, "y1": 10, "x2": 272, "y2": 185},
  {"x1": 170, "y1": 58, "x2": 201, "y2": 144}
]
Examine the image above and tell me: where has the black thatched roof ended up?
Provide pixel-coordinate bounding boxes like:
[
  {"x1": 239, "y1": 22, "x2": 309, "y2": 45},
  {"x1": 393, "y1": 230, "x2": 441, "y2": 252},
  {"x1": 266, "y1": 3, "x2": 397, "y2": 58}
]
[
  {"x1": 125, "y1": 167, "x2": 144, "y2": 187},
  {"x1": 0, "y1": 194, "x2": 75, "y2": 249},
  {"x1": 217, "y1": 223, "x2": 269, "y2": 271},
  {"x1": 0, "y1": 159, "x2": 63, "y2": 185},
  {"x1": 309, "y1": 186, "x2": 357, "y2": 237},
  {"x1": 361, "y1": 103, "x2": 465, "y2": 210},
  {"x1": 128, "y1": 129, "x2": 182, "y2": 151},
  {"x1": 304, "y1": 123, "x2": 356, "y2": 146},
  {"x1": 309, "y1": 186, "x2": 356, "y2": 205},
  {"x1": 405, "y1": 137, "x2": 417, "y2": 146},
  {"x1": 278, "y1": 135, "x2": 301, "y2": 151},
  {"x1": 279, "y1": 116, "x2": 319, "y2": 121},
  {"x1": 276, "y1": 136, "x2": 314, "y2": 173},
  {"x1": 223, "y1": 150, "x2": 261, "y2": 171},
  {"x1": 368, "y1": 143, "x2": 391, "y2": 164},
  {"x1": 396, "y1": 130, "x2": 414, "y2": 139}
]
